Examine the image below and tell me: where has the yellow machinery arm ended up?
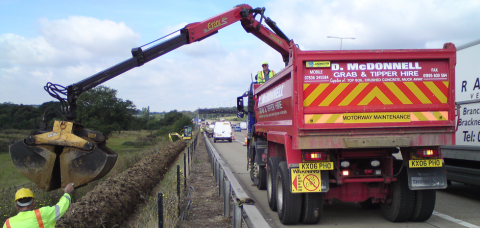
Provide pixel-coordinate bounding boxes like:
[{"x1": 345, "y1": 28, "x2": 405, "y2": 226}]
[{"x1": 168, "y1": 132, "x2": 183, "y2": 142}]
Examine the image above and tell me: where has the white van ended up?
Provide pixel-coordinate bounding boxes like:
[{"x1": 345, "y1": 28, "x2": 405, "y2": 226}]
[
  {"x1": 213, "y1": 122, "x2": 232, "y2": 143},
  {"x1": 240, "y1": 122, "x2": 247, "y2": 130}
]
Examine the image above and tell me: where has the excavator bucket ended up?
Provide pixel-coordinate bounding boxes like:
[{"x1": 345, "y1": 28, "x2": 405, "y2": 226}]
[{"x1": 9, "y1": 121, "x2": 117, "y2": 191}]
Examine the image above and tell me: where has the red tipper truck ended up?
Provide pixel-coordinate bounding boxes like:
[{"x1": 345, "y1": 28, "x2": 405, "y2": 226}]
[{"x1": 238, "y1": 42, "x2": 456, "y2": 225}]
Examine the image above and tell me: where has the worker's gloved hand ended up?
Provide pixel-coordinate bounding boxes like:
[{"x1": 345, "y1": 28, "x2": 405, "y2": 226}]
[{"x1": 64, "y1": 183, "x2": 75, "y2": 194}]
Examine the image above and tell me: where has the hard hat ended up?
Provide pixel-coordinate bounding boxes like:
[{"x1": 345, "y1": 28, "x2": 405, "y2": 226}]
[
  {"x1": 262, "y1": 61, "x2": 268, "y2": 65},
  {"x1": 15, "y1": 188, "x2": 35, "y2": 202}
]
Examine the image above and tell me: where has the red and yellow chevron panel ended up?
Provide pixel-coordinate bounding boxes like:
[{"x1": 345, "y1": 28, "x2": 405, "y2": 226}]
[
  {"x1": 303, "y1": 82, "x2": 449, "y2": 107},
  {"x1": 305, "y1": 111, "x2": 448, "y2": 124}
]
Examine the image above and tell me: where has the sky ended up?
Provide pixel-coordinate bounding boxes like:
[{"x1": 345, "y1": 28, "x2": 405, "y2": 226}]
[{"x1": 1, "y1": 0, "x2": 480, "y2": 113}]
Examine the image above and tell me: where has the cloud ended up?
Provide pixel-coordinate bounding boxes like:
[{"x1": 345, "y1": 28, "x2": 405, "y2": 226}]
[
  {"x1": 3, "y1": 1, "x2": 480, "y2": 112},
  {"x1": 267, "y1": 0, "x2": 480, "y2": 50},
  {"x1": 0, "y1": 16, "x2": 142, "y2": 106},
  {"x1": 38, "y1": 16, "x2": 140, "y2": 58},
  {"x1": 0, "y1": 16, "x2": 140, "y2": 69}
]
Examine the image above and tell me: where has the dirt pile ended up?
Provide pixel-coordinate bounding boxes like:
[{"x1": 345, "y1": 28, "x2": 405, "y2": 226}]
[{"x1": 56, "y1": 140, "x2": 187, "y2": 228}]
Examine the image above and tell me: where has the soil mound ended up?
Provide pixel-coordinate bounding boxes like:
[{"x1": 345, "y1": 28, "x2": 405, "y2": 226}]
[{"x1": 56, "y1": 140, "x2": 187, "y2": 228}]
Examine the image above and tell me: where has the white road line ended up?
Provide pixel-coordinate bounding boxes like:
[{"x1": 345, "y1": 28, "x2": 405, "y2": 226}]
[{"x1": 433, "y1": 211, "x2": 480, "y2": 228}]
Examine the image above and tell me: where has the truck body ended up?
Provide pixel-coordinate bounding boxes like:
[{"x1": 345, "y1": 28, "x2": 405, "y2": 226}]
[
  {"x1": 441, "y1": 39, "x2": 480, "y2": 186},
  {"x1": 239, "y1": 42, "x2": 457, "y2": 224}
]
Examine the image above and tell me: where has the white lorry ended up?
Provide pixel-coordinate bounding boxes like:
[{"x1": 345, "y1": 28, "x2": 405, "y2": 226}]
[{"x1": 442, "y1": 39, "x2": 480, "y2": 186}]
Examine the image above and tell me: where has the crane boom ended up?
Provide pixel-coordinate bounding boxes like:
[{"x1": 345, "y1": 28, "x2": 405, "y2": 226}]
[
  {"x1": 54, "y1": 4, "x2": 291, "y2": 120},
  {"x1": 11, "y1": 4, "x2": 292, "y2": 191}
]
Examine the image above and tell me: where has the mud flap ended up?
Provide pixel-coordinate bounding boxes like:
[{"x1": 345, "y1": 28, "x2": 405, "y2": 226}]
[
  {"x1": 254, "y1": 141, "x2": 267, "y2": 167},
  {"x1": 407, "y1": 166, "x2": 447, "y2": 190},
  {"x1": 321, "y1": 170, "x2": 330, "y2": 192},
  {"x1": 291, "y1": 170, "x2": 329, "y2": 193}
]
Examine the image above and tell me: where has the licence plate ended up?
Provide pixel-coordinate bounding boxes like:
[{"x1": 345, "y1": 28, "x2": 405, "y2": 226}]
[
  {"x1": 408, "y1": 159, "x2": 442, "y2": 168},
  {"x1": 299, "y1": 162, "x2": 334, "y2": 170}
]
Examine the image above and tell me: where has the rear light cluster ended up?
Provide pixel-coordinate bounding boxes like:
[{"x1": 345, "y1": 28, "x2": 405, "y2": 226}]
[
  {"x1": 416, "y1": 149, "x2": 440, "y2": 158},
  {"x1": 340, "y1": 159, "x2": 382, "y2": 176},
  {"x1": 341, "y1": 169, "x2": 382, "y2": 176},
  {"x1": 303, "y1": 152, "x2": 328, "y2": 161}
]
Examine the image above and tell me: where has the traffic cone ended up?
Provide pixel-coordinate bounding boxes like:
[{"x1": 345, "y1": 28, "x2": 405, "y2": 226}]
[
  {"x1": 232, "y1": 134, "x2": 235, "y2": 140},
  {"x1": 244, "y1": 135, "x2": 247, "y2": 146}
]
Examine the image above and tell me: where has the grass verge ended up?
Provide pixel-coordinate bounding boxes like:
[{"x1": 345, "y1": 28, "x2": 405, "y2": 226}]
[{"x1": 0, "y1": 130, "x2": 166, "y2": 225}]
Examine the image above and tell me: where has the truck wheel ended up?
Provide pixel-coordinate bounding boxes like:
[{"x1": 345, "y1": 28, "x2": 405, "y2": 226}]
[
  {"x1": 248, "y1": 143, "x2": 255, "y2": 182},
  {"x1": 267, "y1": 157, "x2": 283, "y2": 211},
  {"x1": 300, "y1": 193, "x2": 324, "y2": 224},
  {"x1": 276, "y1": 161, "x2": 301, "y2": 224},
  {"x1": 248, "y1": 159, "x2": 254, "y2": 182},
  {"x1": 380, "y1": 166, "x2": 414, "y2": 222},
  {"x1": 409, "y1": 190, "x2": 436, "y2": 221},
  {"x1": 254, "y1": 156, "x2": 266, "y2": 190}
]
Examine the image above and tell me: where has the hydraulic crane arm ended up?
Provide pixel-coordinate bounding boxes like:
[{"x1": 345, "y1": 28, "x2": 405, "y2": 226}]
[
  {"x1": 49, "y1": 4, "x2": 291, "y2": 121},
  {"x1": 11, "y1": 4, "x2": 292, "y2": 191}
]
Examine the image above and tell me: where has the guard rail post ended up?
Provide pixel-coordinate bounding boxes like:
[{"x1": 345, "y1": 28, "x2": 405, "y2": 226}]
[
  {"x1": 158, "y1": 193, "x2": 163, "y2": 228},
  {"x1": 219, "y1": 168, "x2": 224, "y2": 196},
  {"x1": 187, "y1": 147, "x2": 190, "y2": 175},
  {"x1": 177, "y1": 165, "x2": 181, "y2": 216},
  {"x1": 233, "y1": 200, "x2": 242, "y2": 228},
  {"x1": 211, "y1": 152, "x2": 214, "y2": 173},
  {"x1": 224, "y1": 180, "x2": 230, "y2": 217},
  {"x1": 216, "y1": 162, "x2": 220, "y2": 184},
  {"x1": 184, "y1": 153, "x2": 187, "y2": 192}
]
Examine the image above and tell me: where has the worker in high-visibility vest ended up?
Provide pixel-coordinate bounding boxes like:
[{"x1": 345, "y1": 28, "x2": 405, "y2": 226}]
[
  {"x1": 3, "y1": 183, "x2": 74, "y2": 228},
  {"x1": 255, "y1": 61, "x2": 275, "y2": 84}
]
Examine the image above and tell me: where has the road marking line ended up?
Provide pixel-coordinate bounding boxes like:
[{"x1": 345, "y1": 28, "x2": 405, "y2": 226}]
[{"x1": 433, "y1": 211, "x2": 480, "y2": 228}]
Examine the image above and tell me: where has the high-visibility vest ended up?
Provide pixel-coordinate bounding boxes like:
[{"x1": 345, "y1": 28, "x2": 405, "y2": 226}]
[
  {"x1": 257, "y1": 70, "x2": 275, "y2": 83},
  {"x1": 3, "y1": 193, "x2": 71, "y2": 228}
]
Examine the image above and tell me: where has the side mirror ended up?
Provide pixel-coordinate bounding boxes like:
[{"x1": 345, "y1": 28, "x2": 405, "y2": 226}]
[
  {"x1": 237, "y1": 96, "x2": 244, "y2": 112},
  {"x1": 237, "y1": 112, "x2": 244, "y2": 118}
]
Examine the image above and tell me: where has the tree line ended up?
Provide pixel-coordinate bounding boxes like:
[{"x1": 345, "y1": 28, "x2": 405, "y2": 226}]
[{"x1": 0, "y1": 86, "x2": 193, "y2": 138}]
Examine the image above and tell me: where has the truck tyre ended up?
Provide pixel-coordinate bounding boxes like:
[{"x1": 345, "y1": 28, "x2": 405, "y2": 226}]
[
  {"x1": 254, "y1": 156, "x2": 266, "y2": 190},
  {"x1": 248, "y1": 159, "x2": 254, "y2": 182},
  {"x1": 276, "y1": 161, "x2": 302, "y2": 225},
  {"x1": 409, "y1": 190, "x2": 436, "y2": 222},
  {"x1": 380, "y1": 164, "x2": 414, "y2": 222},
  {"x1": 300, "y1": 193, "x2": 324, "y2": 224},
  {"x1": 248, "y1": 143, "x2": 255, "y2": 182},
  {"x1": 267, "y1": 157, "x2": 283, "y2": 211}
]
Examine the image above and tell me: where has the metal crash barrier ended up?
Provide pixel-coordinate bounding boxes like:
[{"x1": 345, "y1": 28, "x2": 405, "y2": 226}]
[{"x1": 203, "y1": 132, "x2": 270, "y2": 228}]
